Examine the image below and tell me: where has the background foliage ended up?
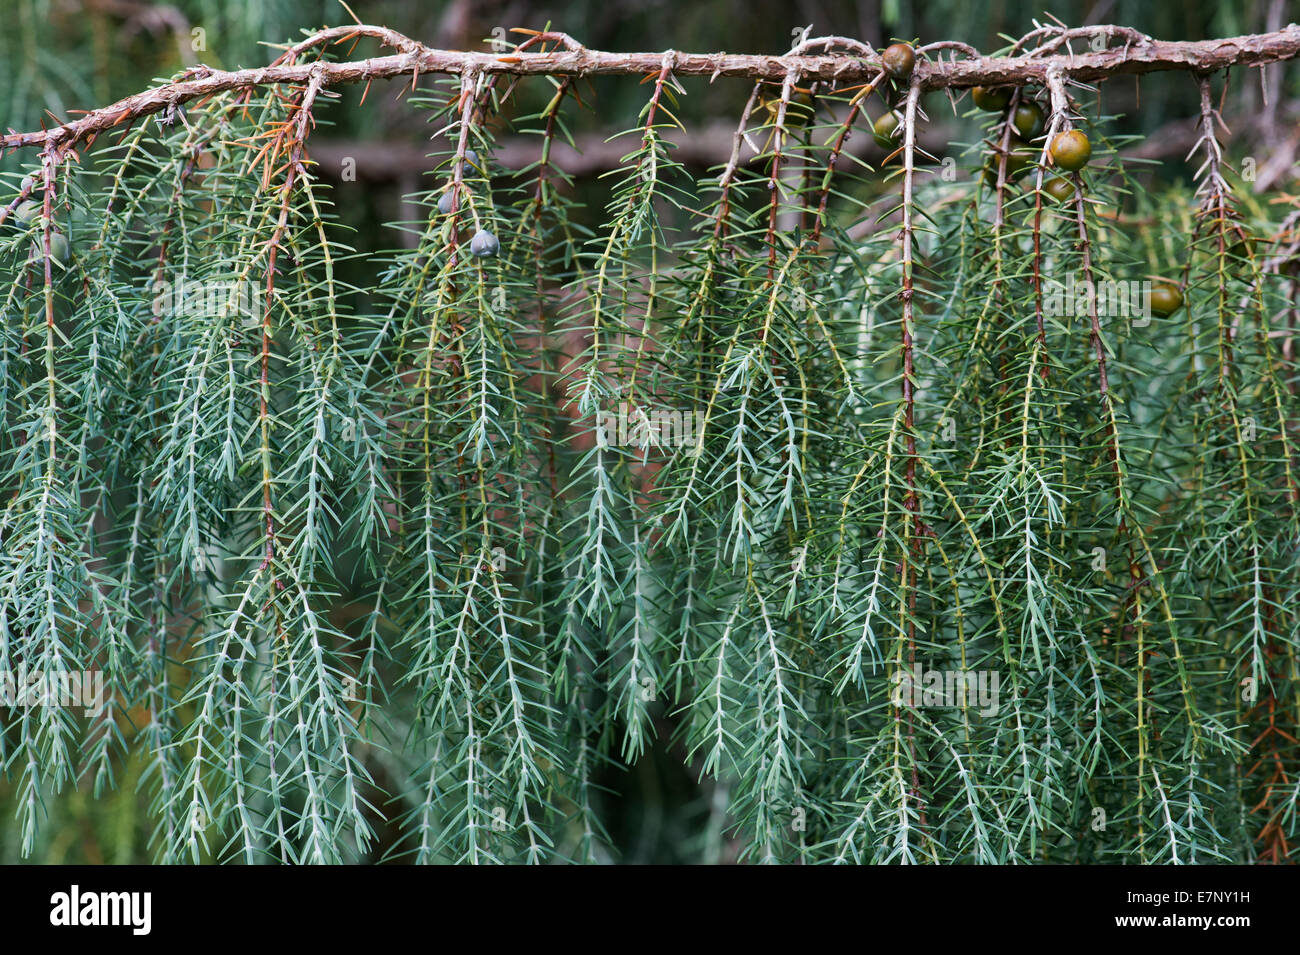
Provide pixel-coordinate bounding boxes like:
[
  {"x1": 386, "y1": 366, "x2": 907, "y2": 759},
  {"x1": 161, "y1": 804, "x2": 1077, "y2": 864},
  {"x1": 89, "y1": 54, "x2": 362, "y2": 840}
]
[{"x1": 0, "y1": 0, "x2": 1297, "y2": 863}]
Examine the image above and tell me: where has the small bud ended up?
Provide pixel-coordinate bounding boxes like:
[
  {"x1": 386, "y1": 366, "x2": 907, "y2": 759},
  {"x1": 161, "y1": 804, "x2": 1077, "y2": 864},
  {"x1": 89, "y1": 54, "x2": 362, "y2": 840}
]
[
  {"x1": 469, "y1": 229, "x2": 499, "y2": 257},
  {"x1": 20, "y1": 176, "x2": 34, "y2": 194}
]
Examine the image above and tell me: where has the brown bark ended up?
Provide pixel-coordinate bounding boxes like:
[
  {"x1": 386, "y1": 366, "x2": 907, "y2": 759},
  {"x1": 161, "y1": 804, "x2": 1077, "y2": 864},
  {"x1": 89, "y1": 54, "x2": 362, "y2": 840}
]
[{"x1": 4, "y1": 23, "x2": 1300, "y2": 155}]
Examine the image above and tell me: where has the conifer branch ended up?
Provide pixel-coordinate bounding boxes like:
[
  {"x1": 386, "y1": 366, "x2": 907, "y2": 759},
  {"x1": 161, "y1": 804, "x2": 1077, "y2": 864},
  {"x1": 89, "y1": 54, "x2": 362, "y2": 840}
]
[
  {"x1": 2, "y1": 12, "x2": 1298, "y2": 866},
  {"x1": 4, "y1": 24, "x2": 1300, "y2": 156}
]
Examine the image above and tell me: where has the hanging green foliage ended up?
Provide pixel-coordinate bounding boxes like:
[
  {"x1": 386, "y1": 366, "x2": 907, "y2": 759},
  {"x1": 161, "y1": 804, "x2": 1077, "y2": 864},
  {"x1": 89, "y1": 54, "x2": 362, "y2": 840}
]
[{"x1": 0, "y1": 21, "x2": 1298, "y2": 865}]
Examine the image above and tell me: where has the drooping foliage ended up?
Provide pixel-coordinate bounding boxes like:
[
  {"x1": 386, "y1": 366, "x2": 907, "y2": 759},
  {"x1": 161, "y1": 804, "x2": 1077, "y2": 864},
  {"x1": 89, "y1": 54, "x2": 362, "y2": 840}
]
[{"x1": 0, "y1": 22, "x2": 1297, "y2": 864}]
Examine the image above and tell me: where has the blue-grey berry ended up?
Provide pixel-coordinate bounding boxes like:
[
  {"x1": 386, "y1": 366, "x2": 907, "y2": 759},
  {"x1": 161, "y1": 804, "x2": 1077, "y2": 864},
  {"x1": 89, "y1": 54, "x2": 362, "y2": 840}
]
[
  {"x1": 13, "y1": 200, "x2": 39, "y2": 225},
  {"x1": 437, "y1": 190, "x2": 455, "y2": 214},
  {"x1": 49, "y1": 232, "x2": 69, "y2": 264},
  {"x1": 27, "y1": 230, "x2": 68, "y2": 265},
  {"x1": 469, "y1": 229, "x2": 499, "y2": 257}
]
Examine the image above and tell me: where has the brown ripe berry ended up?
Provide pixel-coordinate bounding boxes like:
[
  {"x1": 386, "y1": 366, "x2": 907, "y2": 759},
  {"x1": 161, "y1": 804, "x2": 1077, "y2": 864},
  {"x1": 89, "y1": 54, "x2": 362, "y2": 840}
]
[
  {"x1": 1042, "y1": 176, "x2": 1075, "y2": 202},
  {"x1": 1005, "y1": 141, "x2": 1036, "y2": 176},
  {"x1": 1050, "y1": 130, "x2": 1092, "y2": 171},
  {"x1": 872, "y1": 111, "x2": 900, "y2": 149},
  {"x1": 983, "y1": 144, "x2": 1035, "y2": 186},
  {"x1": 972, "y1": 86, "x2": 1011, "y2": 111},
  {"x1": 1148, "y1": 281, "x2": 1183, "y2": 318},
  {"x1": 1012, "y1": 102, "x2": 1045, "y2": 139},
  {"x1": 881, "y1": 43, "x2": 915, "y2": 79}
]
